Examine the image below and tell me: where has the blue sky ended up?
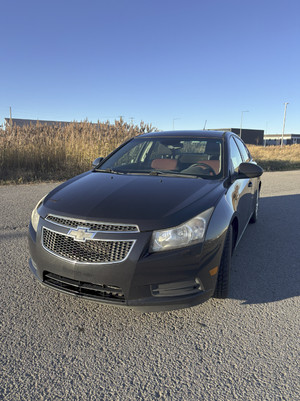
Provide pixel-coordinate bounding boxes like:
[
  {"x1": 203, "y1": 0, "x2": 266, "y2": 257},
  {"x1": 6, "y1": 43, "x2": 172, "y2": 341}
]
[{"x1": 1, "y1": 0, "x2": 299, "y2": 133}]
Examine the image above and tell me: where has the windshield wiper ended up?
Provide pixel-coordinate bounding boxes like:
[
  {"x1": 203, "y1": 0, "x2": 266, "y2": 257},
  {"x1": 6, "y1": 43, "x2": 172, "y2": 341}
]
[
  {"x1": 94, "y1": 168, "x2": 125, "y2": 175},
  {"x1": 149, "y1": 171, "x2": 200, "y2": 179}
]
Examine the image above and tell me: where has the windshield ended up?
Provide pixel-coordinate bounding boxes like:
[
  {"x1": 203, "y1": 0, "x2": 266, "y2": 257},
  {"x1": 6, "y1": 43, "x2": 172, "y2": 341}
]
[{"x1": 97, "y1": 137, "x2": 223, "y2": 179}]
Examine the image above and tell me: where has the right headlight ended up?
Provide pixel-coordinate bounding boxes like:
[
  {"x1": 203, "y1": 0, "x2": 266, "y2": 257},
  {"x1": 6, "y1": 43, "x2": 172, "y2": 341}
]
[
  {"x1": 31, "y1": 195, "x2": 46, "y2": 232},
  {"x1": 150, "y1": 207, "x2": 214, "y2": 252}
]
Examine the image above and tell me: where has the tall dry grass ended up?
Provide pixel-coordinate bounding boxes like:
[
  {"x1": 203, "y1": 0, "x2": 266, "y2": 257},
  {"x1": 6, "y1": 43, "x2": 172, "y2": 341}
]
[
  {"x1": 0, "y1": 119, "x2": 155, "y2": 183},
  {"x1": 248, "y1": 144, "x2": 300, "y2": 171},
  {"x1": 1, "y1": 125, "x2": 299, "y2": 183}
]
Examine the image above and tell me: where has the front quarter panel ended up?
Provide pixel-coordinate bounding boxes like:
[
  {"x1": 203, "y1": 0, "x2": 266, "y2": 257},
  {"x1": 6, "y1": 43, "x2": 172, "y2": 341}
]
[{"x1": 205, "y1": 194, "x2": 233, "y2": 243}]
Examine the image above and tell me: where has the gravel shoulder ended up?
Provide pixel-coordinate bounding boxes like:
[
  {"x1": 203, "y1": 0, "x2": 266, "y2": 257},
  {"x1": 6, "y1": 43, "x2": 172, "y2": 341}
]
[{"x1": 0, "y1": 171, "x2": 299, "y2": 401}]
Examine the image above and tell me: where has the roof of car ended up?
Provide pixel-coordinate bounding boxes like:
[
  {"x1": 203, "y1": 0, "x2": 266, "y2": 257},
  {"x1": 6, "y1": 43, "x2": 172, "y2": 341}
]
[{"x1": 139, "y1": 130, "x2": 227, "y2": 138}]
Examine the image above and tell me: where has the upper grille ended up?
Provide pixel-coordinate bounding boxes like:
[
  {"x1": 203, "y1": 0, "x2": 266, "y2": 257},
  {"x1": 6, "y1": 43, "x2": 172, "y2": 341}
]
[
  {"x1": 42, "y1": 228, "x2": 134, "y2": 263},
  {"x1": 46, "y1": 214, "x2": 139, "y2": 232}
]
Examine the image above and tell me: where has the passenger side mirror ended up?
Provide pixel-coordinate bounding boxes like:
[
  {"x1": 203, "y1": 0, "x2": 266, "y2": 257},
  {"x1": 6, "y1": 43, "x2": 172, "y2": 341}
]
[
  {"x1": 236, "y1": 162, "x2": 263, "y2": 179},
  {"x1": 92, "y1": 157, "x2": 104, "y2": 168}
]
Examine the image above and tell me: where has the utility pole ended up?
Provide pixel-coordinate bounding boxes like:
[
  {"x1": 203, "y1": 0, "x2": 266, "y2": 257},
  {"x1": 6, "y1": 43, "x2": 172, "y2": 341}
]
[
  {"x1": 240, "y1": 110, "x2": 249, "y2": 138},
  {"x1": 281, "y1": 102, "x2": 289, "y2": 148},
  {"x1": 9, "y1": 106, "x2": 12, "y2": 126},
  {"x1": 264, "y1": 122, "x2": 268, "y2": 147},
  {"x1": 172, "y1": 118, "x2": 180, "y2": 130},
  {"x1": 203, "y1": 120, "x2": 207, "y2": 130}
]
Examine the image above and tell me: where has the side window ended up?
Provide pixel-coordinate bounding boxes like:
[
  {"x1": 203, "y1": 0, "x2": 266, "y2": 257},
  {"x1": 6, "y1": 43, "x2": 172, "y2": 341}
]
[
  {"x1": 114, "y1": 142, "x2": 146, "y2": 166},
  {"x1": 229, "y1": 137, "x2": 243, "y2": 172},
  {"x1": 148, "y1": 142, "x2": 172, "y2": 160},
  {"x1": 234, "y1": 138, "x2": 250, "y2": 162}
]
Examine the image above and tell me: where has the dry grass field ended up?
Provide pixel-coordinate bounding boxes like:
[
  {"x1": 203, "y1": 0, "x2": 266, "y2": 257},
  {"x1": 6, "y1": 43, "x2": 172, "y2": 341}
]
[
  {"x1": 0, "y1": 123, "x2": 299, "y2": 184},
  {"x1": 248, "y1": 144, "x2": 300, "y2": 171},
  {"x1": 0, "y1": 119, "x2": 154, "y2": 184}
]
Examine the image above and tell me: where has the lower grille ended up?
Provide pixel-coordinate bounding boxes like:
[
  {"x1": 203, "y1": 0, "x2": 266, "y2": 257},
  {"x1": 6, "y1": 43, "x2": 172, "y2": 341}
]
[
  {"x1": 42, "y1": 228, "x2": 134, "y2": 264},
  {"x1": 44, "y1": 272, "x2": 125, "y2": 303}
]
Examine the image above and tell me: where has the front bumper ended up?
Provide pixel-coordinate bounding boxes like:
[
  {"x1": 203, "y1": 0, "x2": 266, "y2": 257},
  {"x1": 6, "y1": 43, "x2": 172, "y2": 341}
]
[{"x1": 28, "y1": 217, "x2": 224, "y2": 312}]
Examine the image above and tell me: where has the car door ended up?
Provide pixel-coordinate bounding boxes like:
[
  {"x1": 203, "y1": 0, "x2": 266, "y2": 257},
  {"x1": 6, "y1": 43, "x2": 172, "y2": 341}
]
[
  {"x1": 228, "y1": 136, "x2": 253, "y2": 233},
  {"x1": 234, "y1": 137, "x2": 257, "y2": 218}
]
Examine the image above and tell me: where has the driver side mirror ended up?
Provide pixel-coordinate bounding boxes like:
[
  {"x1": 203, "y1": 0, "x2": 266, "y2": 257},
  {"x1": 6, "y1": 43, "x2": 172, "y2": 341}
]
[
  {"x1": 236, "y1": 162, "x2": 263, "y2": 179},
  {"x1": 92, "y1": 157, "x2": 104, "y2": 168}
]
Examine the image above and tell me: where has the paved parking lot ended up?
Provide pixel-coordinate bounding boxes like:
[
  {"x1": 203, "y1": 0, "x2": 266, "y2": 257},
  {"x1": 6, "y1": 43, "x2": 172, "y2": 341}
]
[{"x1": 0, "y1": 171, "x2": 299, "y2": 400}]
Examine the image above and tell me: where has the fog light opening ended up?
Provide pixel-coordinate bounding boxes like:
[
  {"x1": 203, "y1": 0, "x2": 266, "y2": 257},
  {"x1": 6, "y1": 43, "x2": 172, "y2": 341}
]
[
  {"x1": 195, "y1": 277, "x2": 204, "y2": 290},
  {"x1": 151, "y1": 279, "x2": 204, "y2": 298}
]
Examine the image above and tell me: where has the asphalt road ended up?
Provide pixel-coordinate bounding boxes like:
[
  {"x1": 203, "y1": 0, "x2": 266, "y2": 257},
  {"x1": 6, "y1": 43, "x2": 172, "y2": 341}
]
[{"x1": 0, "y1": 171, "x2": 299, "y2": 401}]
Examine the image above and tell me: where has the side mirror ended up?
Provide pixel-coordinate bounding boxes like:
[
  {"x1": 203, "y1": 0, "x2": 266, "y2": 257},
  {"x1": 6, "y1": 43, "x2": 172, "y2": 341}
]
[
  {"x1": 237, "y1": 162, "x2": 263, "y2": 179},
  {"x1": 92, "y1": 157, "x2": 104, "y2": 168}
]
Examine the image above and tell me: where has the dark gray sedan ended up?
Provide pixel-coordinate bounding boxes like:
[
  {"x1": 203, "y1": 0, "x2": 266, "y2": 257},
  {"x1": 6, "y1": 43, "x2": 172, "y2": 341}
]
[{"x1": 28, "y1": 131, "x2": 263, "y2": 311}]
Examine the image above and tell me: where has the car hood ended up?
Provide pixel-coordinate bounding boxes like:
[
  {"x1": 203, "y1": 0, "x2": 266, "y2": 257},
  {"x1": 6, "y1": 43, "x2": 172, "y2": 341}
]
[{"x1": 41, "y1": 171, "x2": 224, "y2": 231}]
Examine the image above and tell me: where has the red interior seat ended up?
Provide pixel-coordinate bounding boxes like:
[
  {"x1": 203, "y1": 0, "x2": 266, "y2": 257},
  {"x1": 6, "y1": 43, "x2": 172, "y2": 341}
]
[{"x1": 151, "y1": 159, "x2": 178, "y2": 170}]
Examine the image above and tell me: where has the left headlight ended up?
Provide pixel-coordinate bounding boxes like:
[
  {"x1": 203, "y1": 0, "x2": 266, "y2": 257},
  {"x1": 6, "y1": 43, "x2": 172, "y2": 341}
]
[
  {"x1": 150, "y1": 207, "x2": 214, "y2": 252},
  {"x1": 31, "y1": 195, "x2": 46, "y2": 232}
]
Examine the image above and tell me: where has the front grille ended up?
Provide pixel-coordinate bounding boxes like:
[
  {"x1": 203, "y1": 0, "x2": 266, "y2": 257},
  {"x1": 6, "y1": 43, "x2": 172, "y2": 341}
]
[
  {"x1": 44, "y1": 272, "x2": 125, "y2": 303},
  {"x1": 46, "y1": 214, "x2": 139, "y2": 232},
  {"x1": 42, "y1": 228, "x2": 134, "y2": 263}
]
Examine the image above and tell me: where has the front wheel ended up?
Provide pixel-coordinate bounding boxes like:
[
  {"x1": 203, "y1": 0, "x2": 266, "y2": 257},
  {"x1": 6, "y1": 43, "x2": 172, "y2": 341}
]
[{"x1": 213, "y1": 225, "x2": 232, "y2": 299}]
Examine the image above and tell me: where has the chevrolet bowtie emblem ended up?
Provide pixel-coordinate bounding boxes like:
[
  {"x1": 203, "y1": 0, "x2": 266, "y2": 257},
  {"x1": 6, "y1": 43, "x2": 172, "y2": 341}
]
[{"x1": 67, "y1": 227, "x2": 97, "y2": 242}]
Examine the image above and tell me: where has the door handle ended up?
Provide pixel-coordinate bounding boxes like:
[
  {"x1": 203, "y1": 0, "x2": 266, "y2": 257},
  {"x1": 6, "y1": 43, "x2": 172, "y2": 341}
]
[{"x1": 248, "y1": 181, "x2": 253, "y2": 188}]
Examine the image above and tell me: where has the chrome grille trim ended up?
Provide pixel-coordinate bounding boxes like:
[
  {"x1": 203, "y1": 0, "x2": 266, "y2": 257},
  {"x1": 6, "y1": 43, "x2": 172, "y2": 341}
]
[
  {"x1": 45, "y1": 214, "x2": 139, "y2": 232},
  {"x1": 42, "y1": 227, "x2": 135, "y2": 264}
]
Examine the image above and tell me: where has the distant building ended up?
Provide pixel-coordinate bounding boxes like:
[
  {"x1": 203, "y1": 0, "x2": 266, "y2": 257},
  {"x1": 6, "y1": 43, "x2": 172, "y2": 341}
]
[
  {"x1": 209, "y1": 128, "x2": 264, "y2": 145},
  {"x1": 4, "y1": 118, "x2": 71, "y2": 129},
  {"x1": 264, "y1": 134, "x2": 300, "y2": 146}
]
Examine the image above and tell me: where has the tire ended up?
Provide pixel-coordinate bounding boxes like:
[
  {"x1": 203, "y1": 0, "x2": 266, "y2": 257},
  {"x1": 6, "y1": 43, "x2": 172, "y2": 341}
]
[
  {"x1": 213, "y1": 225, "x2": 232, "y2": 299},
  {"x1": 249, "y1": 190, "x2": 259, "y2": 224}
]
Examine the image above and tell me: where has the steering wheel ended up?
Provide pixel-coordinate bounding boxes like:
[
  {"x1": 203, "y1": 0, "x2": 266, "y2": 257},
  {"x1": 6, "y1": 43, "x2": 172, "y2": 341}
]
[{"x1": 192, "y1": 162, "x2": 216, "y2": 176}]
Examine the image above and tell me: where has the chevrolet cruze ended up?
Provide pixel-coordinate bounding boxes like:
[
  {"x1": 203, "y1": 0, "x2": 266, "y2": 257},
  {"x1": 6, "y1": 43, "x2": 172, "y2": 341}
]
[{"x1": 28, "y1": 131, "x2": 263, "y2": 311}]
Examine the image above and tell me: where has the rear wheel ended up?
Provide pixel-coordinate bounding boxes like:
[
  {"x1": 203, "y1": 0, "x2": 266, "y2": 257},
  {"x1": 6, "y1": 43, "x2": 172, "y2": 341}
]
[{"x1": 213, "y1": 225, "x2": 232, "y2": 299}]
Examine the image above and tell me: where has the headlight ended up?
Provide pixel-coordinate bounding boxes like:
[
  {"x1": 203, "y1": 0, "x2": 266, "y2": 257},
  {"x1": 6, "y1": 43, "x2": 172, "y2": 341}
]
[
  {"x1": 31, "y1": 195, "x2": 46, "y2": 232},
  {"x1": 150, "y1": 207, "x2": 214, "y2": 252}
]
